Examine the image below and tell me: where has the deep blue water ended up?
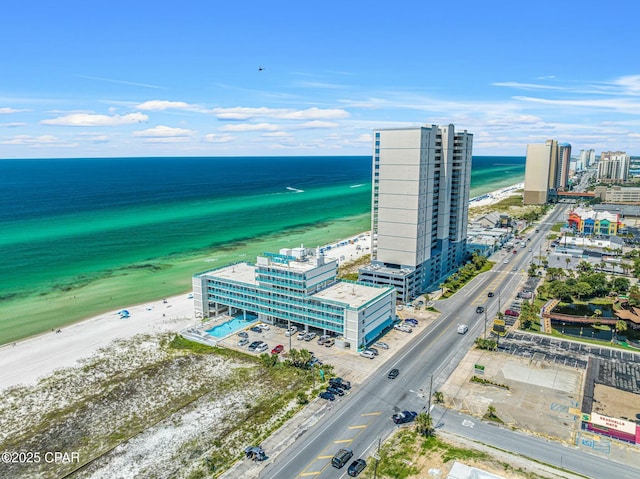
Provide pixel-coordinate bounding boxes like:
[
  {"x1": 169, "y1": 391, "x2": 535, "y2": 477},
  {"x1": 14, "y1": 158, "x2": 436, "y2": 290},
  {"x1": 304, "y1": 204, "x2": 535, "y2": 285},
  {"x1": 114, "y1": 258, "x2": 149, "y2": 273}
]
[{"x1": 0, "y1": 155, "x2": 524, "y2": 298}]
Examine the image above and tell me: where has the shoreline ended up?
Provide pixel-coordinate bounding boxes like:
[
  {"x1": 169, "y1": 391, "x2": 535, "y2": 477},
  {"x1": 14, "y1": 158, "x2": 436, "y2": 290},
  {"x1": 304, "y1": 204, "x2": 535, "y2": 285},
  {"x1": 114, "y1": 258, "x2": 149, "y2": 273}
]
[
  {"x1": 1, "y1": 182, "x2": 523, "y2": 345},
  {"x1": 0, "y1": 183, "x2": 523, "y2": 389}
]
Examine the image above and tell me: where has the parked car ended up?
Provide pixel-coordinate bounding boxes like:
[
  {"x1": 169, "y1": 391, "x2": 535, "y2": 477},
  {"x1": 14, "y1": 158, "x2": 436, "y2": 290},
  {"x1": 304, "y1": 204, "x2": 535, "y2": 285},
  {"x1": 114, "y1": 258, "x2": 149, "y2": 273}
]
[
  {"x1": 256, "y1": 343, "x2": 268, "y2": 352},
  {"x1": 329, "y1": 378, "x2": 351, "y2": 390},
  {"x1": 326, "y1": 386, "x2": 344, "y2": 396},
  {"x1": 271, "y1": 344, "x2": 284, "y2": 355},
  {"x1": 365, "y1": 347, "x2": 378, "y2": 356},
  {"x1": 374, "y1": 341, "x2": 389, "y2": 349},
  {"x1": 304, "y1": 332, "x2": 316, "y2": 341},
  {"x1": 237, "y1": 331, "x2": 249, "y2": 338},
  {"x1": 331, "y1": 448, "x2": 353, "y2": 469},
  {"x1": 284, "y1": 327, "x2": 297, "y2": 336},
  {"x1": 317, "y1": 335, "x2": 330, "y2": 345},
  {"x1": 250, "y1": 326, "x2": 263, "y2": 333},
  {"x1": 360, "y1": 350, "x2": 376, "y2": 359},
  {"x1": 324, "y1": 338, "x2": 335, "y2": 347},
  {"x1": 347, "y1": 458, "x2": 367, "y2": 477},
  {"x1": 392, "y1": 411, "x2": 417, "y2": 424},
  {"x1": 248, "y1": 341, "x2": 263, "y2": 351},
  {"x1": 238, "y1": 338, "x2": 249, "y2": 347},
  {"x1": 257, "y1": 323, "x2": 270, "y2": 330},
  {"x1": 388, "y1": 368, "x2": 399, "y2": 379},
  {"x1": 404, "y1": 318, "x2": 418, "y2": 326},
  {"x1": 457, "y1": 324, "x2": 468, "y2": 334},
  {"x1": 505, "y1": 309, "x2": 520, "y2": 317},
  {"x1": 476, "y1": 306, "x2": 485, "y2": 314},
  {"x1": 296, "y1": 332, "x2": 307, "y2": 340},
  {"x1": 319, "y1": 391, "x2": 335, "y2": 401}
]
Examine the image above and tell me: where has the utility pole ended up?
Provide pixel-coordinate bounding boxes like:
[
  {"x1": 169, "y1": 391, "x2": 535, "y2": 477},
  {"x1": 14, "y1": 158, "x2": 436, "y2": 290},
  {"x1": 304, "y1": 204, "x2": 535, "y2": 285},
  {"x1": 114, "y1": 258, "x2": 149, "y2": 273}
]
[
  {"x1": 484, "y1": 308, "x2": 487, "y2": 339},
  {"x1": 287, "y1": 319, "x2": 292, "y2": 351},
  {"x1": 427, "y1": 375, "x2": 433, "y2": 413},
  {"x1": 373, "y1": 437, "x2": 381, "y2": 479}
]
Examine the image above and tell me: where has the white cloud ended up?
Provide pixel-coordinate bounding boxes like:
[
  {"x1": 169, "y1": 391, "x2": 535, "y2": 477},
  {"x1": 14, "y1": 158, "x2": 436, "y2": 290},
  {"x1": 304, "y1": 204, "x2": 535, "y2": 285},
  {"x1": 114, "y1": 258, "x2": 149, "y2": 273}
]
[
  {"x1": 220, "y1": 122, "x2": 280, "y2": 132},
  {"x1": 212, "y1": 106, "x2": 349, "y2": 120},
  {"x1": 135, "y1": 100, "x2": 200, "y2": 111},
  {"x1": 203, "y1": 133, "x2": 235, "y2": 143},
  {"x1": 299, "y1": 120, "x2": 338, "y2": 129},
  {"x1": 513, "y1": 95, "x2": 640, "y2": 113},
  {"x1": 42, "y1": 112, "x2": 149, "y2": 126},
  {"x1": 492, "y1": 82, "x2": 567, "y2": 91},
  {"x1": 0, "y1": 107, "x2": 29, "y2": 114},
  {"x1": 262, "y1": 131, "x2": 292, "y2": 138},
  {"x1": 0, "y1": 134, "x2": 78, "y2": 148},
  {"x1": 133, "y1": 125, "x2": 194, "y2": 138},
  {"x1": 0, "y1": 122, "x2": 26, "y2": 127}
]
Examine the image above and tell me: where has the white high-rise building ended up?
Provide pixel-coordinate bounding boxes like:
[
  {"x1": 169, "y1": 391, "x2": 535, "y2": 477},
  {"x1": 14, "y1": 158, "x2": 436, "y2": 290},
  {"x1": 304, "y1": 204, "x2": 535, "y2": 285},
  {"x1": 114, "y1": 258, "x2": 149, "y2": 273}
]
[
  {"x1": 358, "y1": 124, "x2": 472, "y2": 302},
  {"x1": 597, "y1": 151, "x2": 630, "y2": 182},
  {"x1": 580, "y1": 149, "x2": 595, "y2": 168}
]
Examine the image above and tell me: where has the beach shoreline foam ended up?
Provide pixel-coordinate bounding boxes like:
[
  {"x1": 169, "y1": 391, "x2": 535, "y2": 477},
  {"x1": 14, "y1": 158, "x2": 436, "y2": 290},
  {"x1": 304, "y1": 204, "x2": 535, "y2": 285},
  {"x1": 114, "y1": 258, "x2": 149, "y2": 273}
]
[{"x1": 0, "y1": 183, "x2": 523, "y2": 390}]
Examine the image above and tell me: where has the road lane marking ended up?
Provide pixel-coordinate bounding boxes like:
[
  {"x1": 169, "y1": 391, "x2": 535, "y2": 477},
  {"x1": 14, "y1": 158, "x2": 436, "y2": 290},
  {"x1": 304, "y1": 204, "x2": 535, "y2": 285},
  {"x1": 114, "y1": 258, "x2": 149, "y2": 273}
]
[
  {"x1": 334, "y1": 439, "x2": 353, "y2": 443},
  {"x1": 361, "y1": 411, "x2": 381, "y2": 416},
  {"x1": 317, "y1": 455, "x2": 333, "y2": 459},
  {"x1": 299, "y1": 472, "x2": 321, "y2": 476},
  {"x1": 348, "y1": 425, "x2": 367, "y2": 429}
]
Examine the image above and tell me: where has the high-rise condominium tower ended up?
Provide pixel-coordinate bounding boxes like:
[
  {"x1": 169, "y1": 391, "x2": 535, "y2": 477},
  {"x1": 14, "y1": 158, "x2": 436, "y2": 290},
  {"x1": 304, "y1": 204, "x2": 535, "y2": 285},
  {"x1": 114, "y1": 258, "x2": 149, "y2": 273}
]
[
  {"x1": 358, "y1": 124, "x2": 472, "y2": 302},
  {"x1": 524, "y1": 139, "x2": 571, "y2": 204},
  {"x1": 597, "y1": 151, "x2": 630, "y2": 182}
]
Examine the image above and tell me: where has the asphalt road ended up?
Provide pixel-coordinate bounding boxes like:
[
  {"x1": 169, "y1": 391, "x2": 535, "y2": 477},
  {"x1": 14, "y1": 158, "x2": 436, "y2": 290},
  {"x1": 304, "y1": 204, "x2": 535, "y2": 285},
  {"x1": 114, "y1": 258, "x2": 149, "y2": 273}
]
[{"x1": 260, "y1": 204, "x2": 640, "y2": 479}]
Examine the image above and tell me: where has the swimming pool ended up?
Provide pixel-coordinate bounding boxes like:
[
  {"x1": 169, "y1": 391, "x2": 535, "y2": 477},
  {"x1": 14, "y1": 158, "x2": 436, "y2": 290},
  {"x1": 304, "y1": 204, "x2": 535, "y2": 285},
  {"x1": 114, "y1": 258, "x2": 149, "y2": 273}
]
[{"x1": 205, "y1": 314, "x2": 258, "y2": 338}]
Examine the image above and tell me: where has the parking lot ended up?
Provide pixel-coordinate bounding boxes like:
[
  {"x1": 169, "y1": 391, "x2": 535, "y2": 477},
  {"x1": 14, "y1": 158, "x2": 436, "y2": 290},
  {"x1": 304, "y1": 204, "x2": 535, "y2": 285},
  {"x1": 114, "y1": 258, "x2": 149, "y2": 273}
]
[{"x1": 211, "y1": 306, "x2": 440, "y2": 385}]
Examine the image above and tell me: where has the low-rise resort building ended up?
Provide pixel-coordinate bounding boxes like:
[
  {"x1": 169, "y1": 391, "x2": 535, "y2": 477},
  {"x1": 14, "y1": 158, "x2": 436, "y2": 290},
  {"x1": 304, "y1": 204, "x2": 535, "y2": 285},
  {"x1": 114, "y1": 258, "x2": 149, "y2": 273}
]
[{"x1": 192, "y1": 246, "x2": 396, "y2": 350}]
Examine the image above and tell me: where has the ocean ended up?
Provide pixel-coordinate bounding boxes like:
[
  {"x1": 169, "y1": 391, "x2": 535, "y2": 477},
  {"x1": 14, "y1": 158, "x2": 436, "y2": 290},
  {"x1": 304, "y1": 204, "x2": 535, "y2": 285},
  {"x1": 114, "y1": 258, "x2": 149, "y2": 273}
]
[{"x1": 0, "y1": 155, "x2": 524, "y2": 342}]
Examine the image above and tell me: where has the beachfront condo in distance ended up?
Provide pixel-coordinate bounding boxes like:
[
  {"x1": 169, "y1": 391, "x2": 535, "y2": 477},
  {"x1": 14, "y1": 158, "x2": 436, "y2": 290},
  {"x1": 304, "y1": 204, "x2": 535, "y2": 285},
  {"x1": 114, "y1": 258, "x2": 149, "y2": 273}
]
[
  {"x1": 597, "y1": 151, "x2": 630, "y2": 183},
  {"x1": 358, "y1": 124, "x2": 473, "y2": 302},
  {"x1": 192, "y1": 246, "x2": 396, "y2": 349},
  {"x1": 523, "y1": 139, "x2": 572, "y2": 204}
]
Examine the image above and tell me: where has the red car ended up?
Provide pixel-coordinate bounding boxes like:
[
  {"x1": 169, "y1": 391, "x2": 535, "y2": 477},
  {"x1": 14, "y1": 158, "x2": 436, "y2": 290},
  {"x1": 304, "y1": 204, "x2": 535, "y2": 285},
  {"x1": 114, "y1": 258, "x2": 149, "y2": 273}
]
[
  {"x1": 512, "y1": 250, "x2": 517, "y2": 254},
  {"x1": 271, "y1": 344, "x2": 284, "y2": 354},
  {"x1": 504, "y1": 309, "x2": 520, "y2": 317}
]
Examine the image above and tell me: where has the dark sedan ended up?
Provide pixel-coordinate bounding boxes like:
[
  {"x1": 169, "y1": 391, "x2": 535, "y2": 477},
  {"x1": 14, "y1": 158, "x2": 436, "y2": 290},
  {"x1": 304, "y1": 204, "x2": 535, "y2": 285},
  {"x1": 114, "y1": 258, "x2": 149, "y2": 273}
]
[
  {"x1": 392, "y1": 410, "x2": 417, "y2": 424},
  {"x1": 347, "y1": 458, "x2": 367, "y2": 477},
  {"x1": 387, "y1": 368, "x2": 399, "y2": 379}
]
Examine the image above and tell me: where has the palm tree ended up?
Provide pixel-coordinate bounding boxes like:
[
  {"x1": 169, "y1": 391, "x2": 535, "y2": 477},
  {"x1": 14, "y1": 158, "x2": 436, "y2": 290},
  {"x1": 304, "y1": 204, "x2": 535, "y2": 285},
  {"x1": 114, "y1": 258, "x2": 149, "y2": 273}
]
[
  {"x1": 615, "y1": 319, "x2": 628, "y2": 341},
  {"x1": 433, "y1": 391, "x2": 444, "y2": 404},
  {"x1": 565, "y1": 257, "x2": 572, "y2": 270},
  {"x1": 415, "y1": 412, "x2": 433, "y2": 436}
]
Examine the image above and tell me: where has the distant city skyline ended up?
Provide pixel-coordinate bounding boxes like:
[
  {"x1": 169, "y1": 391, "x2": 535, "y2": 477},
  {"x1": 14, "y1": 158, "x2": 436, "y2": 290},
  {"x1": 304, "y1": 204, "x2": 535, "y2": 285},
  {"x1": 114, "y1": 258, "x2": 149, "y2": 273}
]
[{"x1": 2, "y1": 1, "x2": 640, "y2": 158}]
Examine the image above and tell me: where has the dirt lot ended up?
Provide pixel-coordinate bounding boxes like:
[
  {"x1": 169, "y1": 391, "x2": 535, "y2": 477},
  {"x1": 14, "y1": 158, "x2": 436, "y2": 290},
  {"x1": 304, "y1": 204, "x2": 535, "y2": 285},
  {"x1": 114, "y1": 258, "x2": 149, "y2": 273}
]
[{"x1": 440, "y1": 348, "x2": 584, "y2": 443}]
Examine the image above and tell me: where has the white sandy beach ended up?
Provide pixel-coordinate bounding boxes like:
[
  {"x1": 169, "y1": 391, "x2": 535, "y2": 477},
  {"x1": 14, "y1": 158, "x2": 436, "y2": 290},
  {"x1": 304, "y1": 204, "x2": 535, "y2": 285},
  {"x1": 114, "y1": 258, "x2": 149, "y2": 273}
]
[{"x1": 0, "y1": 183, "x2": 521, "y2": 391}]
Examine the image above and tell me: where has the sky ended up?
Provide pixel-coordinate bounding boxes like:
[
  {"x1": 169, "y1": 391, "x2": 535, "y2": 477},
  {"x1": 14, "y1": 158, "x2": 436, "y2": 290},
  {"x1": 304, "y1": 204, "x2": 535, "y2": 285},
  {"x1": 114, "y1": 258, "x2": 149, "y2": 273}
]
[{"x1": 2, "y1": 0, "x2": 640, "y2": 159}]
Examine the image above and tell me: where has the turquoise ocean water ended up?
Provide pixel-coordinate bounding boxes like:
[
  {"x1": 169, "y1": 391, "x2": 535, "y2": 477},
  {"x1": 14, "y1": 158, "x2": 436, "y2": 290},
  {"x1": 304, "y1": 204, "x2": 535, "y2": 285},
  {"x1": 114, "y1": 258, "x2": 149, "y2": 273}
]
[{"x1": 0, "y1": 155, "x2": 524, "y2": 301}]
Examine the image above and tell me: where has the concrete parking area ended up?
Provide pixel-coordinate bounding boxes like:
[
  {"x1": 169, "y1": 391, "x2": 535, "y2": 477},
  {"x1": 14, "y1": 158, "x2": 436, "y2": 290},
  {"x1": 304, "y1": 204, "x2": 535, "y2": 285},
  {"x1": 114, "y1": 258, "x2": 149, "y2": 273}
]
[{"x1": 209, "y1": 307, "x2": 440, "y2": 385}]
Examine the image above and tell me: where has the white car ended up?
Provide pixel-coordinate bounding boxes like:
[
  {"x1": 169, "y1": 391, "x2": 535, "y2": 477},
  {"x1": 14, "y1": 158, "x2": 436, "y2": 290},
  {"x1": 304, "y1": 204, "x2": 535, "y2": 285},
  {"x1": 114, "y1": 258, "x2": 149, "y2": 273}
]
[
  {"x1": 457, "y1": 324, "x2": 468, "y2": 334},
  {"x1": 256, "y1": 343, "x2": 268, "y2": 352},
  {"x1": 284, "y1": 327, "x2": 297, "y2": 336},
  {"x1": 360, "y1": 350, "x2": 376, "y2": 359},
  {"x1": 257, "y1": 323, "x2": 270, "y2": 330},
  {"x1": 297, "y1": 332, "x2": 307, "y2": 340},
  {"x1": 374, "y1": 341, "x2": 389, "y2": 350}
]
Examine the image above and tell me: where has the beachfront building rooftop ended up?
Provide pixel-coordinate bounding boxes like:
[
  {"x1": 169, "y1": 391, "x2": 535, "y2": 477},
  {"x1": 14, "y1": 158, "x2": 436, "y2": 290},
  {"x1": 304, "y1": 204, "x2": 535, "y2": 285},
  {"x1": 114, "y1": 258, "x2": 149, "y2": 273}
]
[
  {"x1": 358, "y1": 124, "x2": 473, "y2": 302},
  {"x1": 193, "y1": 246, "x2": 396, "y2": 349}
]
